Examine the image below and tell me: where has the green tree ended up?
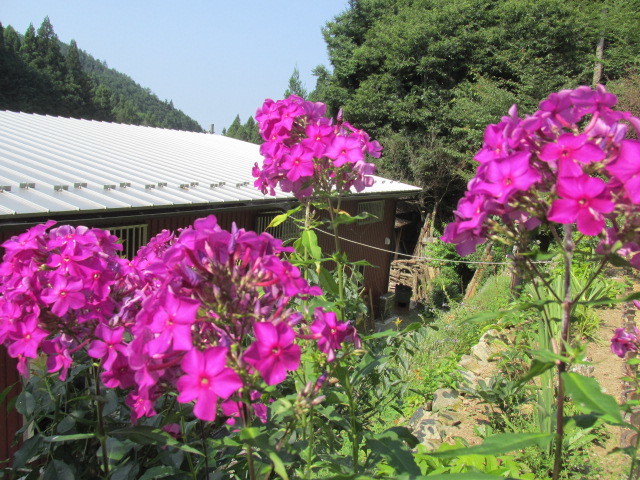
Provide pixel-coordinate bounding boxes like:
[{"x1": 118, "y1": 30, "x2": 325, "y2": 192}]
[
  {"x1": 284, "y1": 66, "x2": 308, "y2": 98},
  {"x1": 65, "y1": 39, "x2": 95, "y2": 117},
  {"x1": 242, "y1": 116, "x2": 261, "y2": 144},
  {"x1": 225, "y1": 114, "x2": 243, "y2": 139},
  {"x1": 317, "y1": 0, "x2": 640, "y2": 220}
]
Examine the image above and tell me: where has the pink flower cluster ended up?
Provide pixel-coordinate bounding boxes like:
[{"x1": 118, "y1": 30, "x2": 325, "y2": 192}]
[
  {"x1": 443, "y1": 85, "x2": 640, "y2": 261},
  {"x1": 0, "y1": 216, "x2": 359, "y2": 423},
  {"x1": 0, "y1": 221, "x2": 127, "y2": 378},
  {"x1": 253, "y1": 95, "x2": 381, "y2": 198},
  {"x1": 611, "y1": 327, "x2": 639, "y2": 358}
]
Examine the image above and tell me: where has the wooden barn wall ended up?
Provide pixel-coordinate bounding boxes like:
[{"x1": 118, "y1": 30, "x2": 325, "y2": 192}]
[{"x1": 315, "y1": 198, "x2": 397, "y2": 315}]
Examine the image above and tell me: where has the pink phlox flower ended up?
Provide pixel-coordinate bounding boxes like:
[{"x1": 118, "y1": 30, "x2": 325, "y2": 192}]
[
  {"x1": 243, "y1": 322, "x2": 301, "y2": 386},
  {"x1": 126, "y1": 392, "x2": 157, "y2": 423},
  {"x1": 40, "y1": 275, "x2": 86, "y2": 316},
  {"x1": 282, "y1": 144, "x2": 315, "y2": 182},
  {"x1": 302, "y1": 124, "x2": 334, "y2": 157},
  {"x1": 87, "y1": 324, "x2": 127, "y2": 370},
  {"x1": 480, "y1": 151, "x2": 541, "y2": 203},
  {"x1": 7, "y1": 315, "x2": 48, "y2": 359},
  {"x1": 41, "y1": 336, "x2": 73, "y2": 380},
  {"x1": 101, "y1": 354, "x2": 135, "y2": 389},
  {"x1": 475, "y1": 124, "x2": 510, "y2": 163},
  {"x1": 538, "y1": 89, "x2": 582, "y2": 126},
  {"x1": 1, "y1": 220, "x2": 55, "y2": 263},
  {"x1": 128, "y1": 333, "x2": 164, "y2": 390},
  {"x1": 607, "y1": 140, "x2": 640, "y2": 203},
  {"x1": 539, "y1": 133, "x2": 605, "y2": 177},
  {"x1": 220, "y1": 390, "x2": 267, "y2": 426},
  {"x1": 325, "y1": 136, "x2": 365, "y2": 167},
  {"x1": 451, "y1": 194, "x2": 487, "y2": 233},
  {"x1": 310, "y1": 308, "x2": 351, "y2": 362},
  {"x1": 547, "y1": 176, "x2": 614, "y2": 235},
  {"x1": 441, "y1": 220, "x2": 486, "y2": 257},
  {"x1": 611, "y1": 327, "x2": 639, "y2": 358},
  {"x1": 147, "y1": 291, "x2": 200, "y2": 352},
  {"x1": 177, "y1": 347, "x2": 242, "y2": 421}
]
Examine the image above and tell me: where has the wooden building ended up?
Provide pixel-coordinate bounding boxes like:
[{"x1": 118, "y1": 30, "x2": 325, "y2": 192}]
[{"x1": 0, "y1": 111, "x2": 420, "y2": 461}]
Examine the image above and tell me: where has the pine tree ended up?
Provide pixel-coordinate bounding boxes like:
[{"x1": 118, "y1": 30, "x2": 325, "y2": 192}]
[
  {"x1": 284, "y1": 67, "x2": 307, "y2": 99},
  {"x1": 226, "y1": 114, "x2": 243, "y2": 139},
  {"x1": 243, "y1": 116, "x2": 261, "y2": 144},
  {"x1": 65, "y1": 39, "x2": 94, "y2": 117}
]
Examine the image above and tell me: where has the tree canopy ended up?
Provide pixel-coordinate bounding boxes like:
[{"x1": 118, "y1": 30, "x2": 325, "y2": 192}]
[
  {"x1": 313, "y1": 0, "x2": 640, "y2": 213},
  {"x1": 0, "y1": 18, "x2": 202, "y2": 132}
]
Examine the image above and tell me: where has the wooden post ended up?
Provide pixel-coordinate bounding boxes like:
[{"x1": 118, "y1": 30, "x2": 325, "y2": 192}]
[{"x1": 464, "y1": 243, "x2": 493, "y2": 301}]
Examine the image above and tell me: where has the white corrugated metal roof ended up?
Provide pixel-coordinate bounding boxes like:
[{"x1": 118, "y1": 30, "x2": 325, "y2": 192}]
[{"x1": 0, "y1": 111, "x2": 421, "y2": 219}]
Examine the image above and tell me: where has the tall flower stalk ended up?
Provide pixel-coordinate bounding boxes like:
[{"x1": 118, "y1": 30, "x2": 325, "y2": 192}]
[{"x1": 444, "y1": 85, "x2": 640, "y2": 479}]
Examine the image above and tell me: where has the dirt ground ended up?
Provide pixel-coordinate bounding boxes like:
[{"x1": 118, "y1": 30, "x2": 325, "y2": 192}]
[{"x1": 442, "y1": 299, "x2": 634, "y2": 479}]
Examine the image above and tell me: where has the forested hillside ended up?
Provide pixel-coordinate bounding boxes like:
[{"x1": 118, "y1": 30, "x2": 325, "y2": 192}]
[
  {"x1": 311, "y1": 0, "x2": 640, "y2": 214},
  {"x1": 0, "y1": 17, "x2": 202, "y2": 132}
]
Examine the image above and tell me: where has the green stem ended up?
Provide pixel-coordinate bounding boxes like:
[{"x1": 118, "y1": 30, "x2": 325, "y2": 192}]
[
  {"x1": 199, "y1": 420, "x2": 210, "y2": 477},
  {"x1": 305, "y1": 404, "x2": 315, "y2": 480},
  {"x1": 344, "y1": 375, "x2": 360, "y2": 474},
  {"x1": 240, "y1": 395, "x2": 257, "y2": 480},
  {"x1": 552, "y1": 225, "x2": 574, "y2": 480},
  {"x1": 92, "y1": 367, "x2": 110, "y2": 479},
  {"x1": 627, "y1": 428, "x2": 640, "y2": 480},
  {"x1": 326, "y1": 196, "x2": 345, "y2": 318},
  {"x1": 180, "y1": 405, "x2": 197, "y2": 480}
]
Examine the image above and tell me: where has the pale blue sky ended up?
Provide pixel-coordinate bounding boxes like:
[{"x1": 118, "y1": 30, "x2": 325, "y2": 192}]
[{"x1": 0, "y1": 1, "x2": 349, "y2": 131}]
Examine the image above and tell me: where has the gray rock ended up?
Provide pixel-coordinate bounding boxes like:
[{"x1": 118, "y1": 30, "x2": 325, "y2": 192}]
[
  {"x1": 471, "y1": 341, "x2": 493, "y2": 362},
  {"x1": 437, "y1": 411, "x2": 462, "y2": 427},
  {"x1": 412, "y1": 417, "x2": 442, "y2": 442},
  {"x1": 432, "y1": 388, "x2": 462, "y2": 412}
]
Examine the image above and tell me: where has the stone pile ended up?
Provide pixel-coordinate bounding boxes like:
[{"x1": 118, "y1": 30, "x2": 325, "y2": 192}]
[{"x1": 407, "y1": 329, "x2": 509, "y2": 449}]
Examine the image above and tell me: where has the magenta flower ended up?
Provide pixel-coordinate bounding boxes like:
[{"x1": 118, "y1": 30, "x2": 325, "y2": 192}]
[
  {"x1": 7, "y1": 316, "x2": 48, "y2": 359},
  {"x1": 480, "y1": 151, "x2": 541, "y2": 203},
  {"x1": 310, "y1": 308, "x2": 351, "y2": 362},
  {"x1": 176, "y1": 347, "x2": 242, "y2": 422},
  {"x1": 547, "y1": 176, "x2": 614, "y2": 236},
  {"x1": 147, "y1": 291, "x2": 200, "y2": 352},
  {"x1": 39, "y1": 275, "x2": 86, "y2": 316},
  {"x1": 243, "y1": 322, "x2": 300, "y2": 385},
  {"x1": 282, "y1": 144, "x2": 315, "y2": 182},
  {"x1": 607, "y1": 140, "x2": 640, "y2": 204},
  {"x1": 539, "y1": 133, "x2": 605, "y2": 177},
  {"x1": 87, "y1": 324, "x2": 127, "y2": 370},
  {"x1": 611, "y1": 327, "x2": 638, "y2": 358},
  {"x1": 325, "y1": 136, "x2": 364, "y2": 167}
]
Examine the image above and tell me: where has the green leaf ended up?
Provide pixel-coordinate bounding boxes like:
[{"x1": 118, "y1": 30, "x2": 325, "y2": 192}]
[
  {"x1": 13, "y1": 435, "x2": 43, "y2": 469},
  {"x1": 46, "y1": 433, "x2": 97, "y2": 442},
  {"x1": 43, "y1": 459, "x2": 75, "y2": 480},
  {"x1": 268, "y1": 451, "x2": 290, "y2": 480},
  {"x1": 608, "y1": 254, "x2": 631, "y2": 268},
  {"x1": 517, "y1": 359, "x2": 555, "y2": 386},
  {"x1": 138, "y1": 465, "x2": 177, "y2": 480},
  {"x1": 427, "y1": 433, "x2": 553, "y2": 458},
  {"x1": 267, "y1": 213, "x2": 290, "y2": 229},
  {"x1": 15, "y1": 391, "x2": 35, "y2": 416},
  {"x1": 0, "y1": 383, "x2": 15, "y2": 407},
  {"x1": 562, "y1": 372, "x2": 623, "y2": 425},
  {"x1": 301, "y1": 230, "x2": 322, "y2": 260},
  {"x1": 365, "y1": 429, "x2": 421, "y2": 476},
  {"x1": 110, "y1": 426, "x2": 203, "y2": 456},
  {"x1": 56, "y1": 415, "x2": 76, "y2": 434},
  {"x1": 424, "y1": 474, "x2": 513, "y2": 479},
  {"x1": 319, "y1": 266, "x2": 339, "y2": 296},
  {"x1": 362, "y1": 328, "x2": 398, "y2": 340}
]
